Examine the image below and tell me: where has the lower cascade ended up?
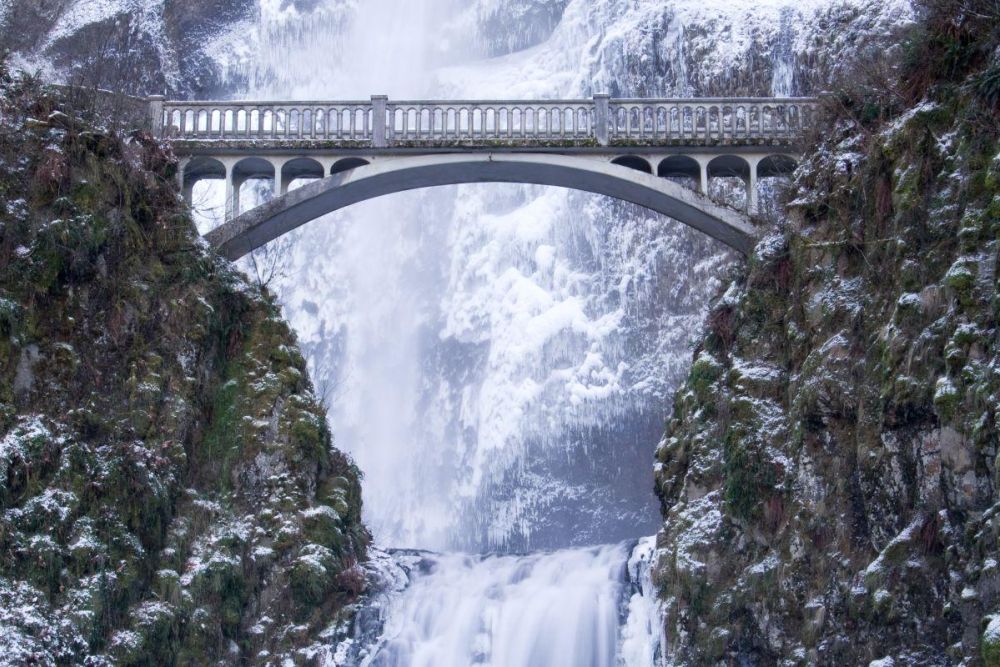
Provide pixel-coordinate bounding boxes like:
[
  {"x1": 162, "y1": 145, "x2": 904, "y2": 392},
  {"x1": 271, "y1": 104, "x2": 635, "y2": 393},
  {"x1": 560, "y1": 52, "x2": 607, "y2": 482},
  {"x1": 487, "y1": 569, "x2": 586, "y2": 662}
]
[{"x1": 332, "y1": 538, "x2": 663, "y2": 667}]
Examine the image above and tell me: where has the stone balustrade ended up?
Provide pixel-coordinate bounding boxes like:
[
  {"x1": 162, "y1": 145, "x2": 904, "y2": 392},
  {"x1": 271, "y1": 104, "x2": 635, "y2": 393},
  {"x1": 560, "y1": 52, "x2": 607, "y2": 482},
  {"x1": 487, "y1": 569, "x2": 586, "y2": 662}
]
[{"x1": 155, "y1": 96, "x2": 819, "y2": 147}]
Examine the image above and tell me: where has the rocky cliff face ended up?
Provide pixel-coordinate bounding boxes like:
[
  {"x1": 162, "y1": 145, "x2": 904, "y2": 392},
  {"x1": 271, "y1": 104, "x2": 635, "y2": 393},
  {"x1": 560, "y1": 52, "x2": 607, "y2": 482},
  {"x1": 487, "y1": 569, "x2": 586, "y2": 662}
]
[
  {"x1": 0, "y1": 0, "x2": 254, "y2": 96},
  {"x1": 652, "y1": 2, "x2": 1000, "y2": 663},
  {"x1": 0, "y1": 70, "x2": 368, "y2": 665}
]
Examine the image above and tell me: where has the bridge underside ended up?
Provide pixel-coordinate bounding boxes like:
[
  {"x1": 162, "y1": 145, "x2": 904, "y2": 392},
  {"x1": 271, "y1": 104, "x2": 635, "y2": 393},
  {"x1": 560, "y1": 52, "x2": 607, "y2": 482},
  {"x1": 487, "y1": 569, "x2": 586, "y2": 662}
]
[{"x1": 192, "y1": 152, "x2": 771, "y2": 260}]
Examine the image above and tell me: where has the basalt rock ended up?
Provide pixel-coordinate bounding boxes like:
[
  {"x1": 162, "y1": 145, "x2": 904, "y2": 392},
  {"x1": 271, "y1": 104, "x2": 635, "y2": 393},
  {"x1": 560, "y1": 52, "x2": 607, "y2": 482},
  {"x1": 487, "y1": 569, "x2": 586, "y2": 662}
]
[{"x1": 652, "y1": 4, "x2": 1000, "y2": 664}]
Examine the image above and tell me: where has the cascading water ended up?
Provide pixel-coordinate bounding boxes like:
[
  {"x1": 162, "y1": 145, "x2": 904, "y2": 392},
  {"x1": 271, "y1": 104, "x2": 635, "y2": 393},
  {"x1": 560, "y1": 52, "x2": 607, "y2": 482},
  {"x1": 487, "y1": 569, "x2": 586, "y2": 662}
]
[
  {"x1": 192, "y1": 0, "x2": 874, "y2": 663},
  {"x1": 361, "y1": 543, "x2": 632, "y2": 667},
  {"x1": 220, "y1": 0, "x2": 729, "y2": 555}
]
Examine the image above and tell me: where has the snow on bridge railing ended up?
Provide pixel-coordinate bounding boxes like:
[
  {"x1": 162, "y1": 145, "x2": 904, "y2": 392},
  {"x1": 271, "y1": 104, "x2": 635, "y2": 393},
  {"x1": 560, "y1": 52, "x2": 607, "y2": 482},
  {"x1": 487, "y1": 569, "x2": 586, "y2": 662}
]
[{"x1": 154, "y1": 96, "x2": 820, "y2": 146}]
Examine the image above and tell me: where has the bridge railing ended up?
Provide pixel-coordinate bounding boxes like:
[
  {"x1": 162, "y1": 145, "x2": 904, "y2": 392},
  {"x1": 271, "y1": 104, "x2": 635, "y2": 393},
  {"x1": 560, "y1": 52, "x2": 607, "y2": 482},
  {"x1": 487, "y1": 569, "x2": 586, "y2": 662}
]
[
  {"x1": 155, "y1": 96, "x2": 819, "y2": 146},
  {"x1": 608, "y1": 99, "x2": 816, "y2": 142}
]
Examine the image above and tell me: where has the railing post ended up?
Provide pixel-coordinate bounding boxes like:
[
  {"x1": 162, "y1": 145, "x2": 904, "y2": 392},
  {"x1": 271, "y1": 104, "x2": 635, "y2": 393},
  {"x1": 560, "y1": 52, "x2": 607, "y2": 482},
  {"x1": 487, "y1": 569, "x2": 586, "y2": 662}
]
[
  {"x1": 148, "y1": 95, "x2": 165, "y2": 137},
  {"x1": 372, "y1": 95, "x2": 388, "y2": 148},
  {"x1": 594, "y1": 94, "x2": 610, "y2": 146}
]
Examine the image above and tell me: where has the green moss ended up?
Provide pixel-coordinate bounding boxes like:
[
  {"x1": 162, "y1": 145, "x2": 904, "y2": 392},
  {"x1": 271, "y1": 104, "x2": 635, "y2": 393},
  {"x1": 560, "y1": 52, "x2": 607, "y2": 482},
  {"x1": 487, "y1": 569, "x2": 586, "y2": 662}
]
[
  {"x1": 944, "y1": 259, "x2": 977, "y2": 299},
  {"x1": 289, "y1": 544, "x2": 338, "y2": 608},
  {"x1": 201, "y1": 377, "x2": 241, "y2": 490},
  {"x1": 290, "y1": 410, "x2": 327, "y2": 457},
  {"x1": 302, "y1": 506, "x2": 345, "y2": 550},
  {"x1": 722, "y1": 425, "x2": 776, "y2": 521},
  {"x1": 871, "y1": 588, "x2": 899, "y2": 624},
  {"x1": 982, "y1": 616, "x2": 1000, "y2": 667},
  {"x1": 188, "y1": 557, "x2": 246, "y2": 639},
  {"x1": 689, "y1": 352, "x2": 723, "y2": 399},
  {"x1": 933, "y1": 376, "x2": 962, "y2": 421}
]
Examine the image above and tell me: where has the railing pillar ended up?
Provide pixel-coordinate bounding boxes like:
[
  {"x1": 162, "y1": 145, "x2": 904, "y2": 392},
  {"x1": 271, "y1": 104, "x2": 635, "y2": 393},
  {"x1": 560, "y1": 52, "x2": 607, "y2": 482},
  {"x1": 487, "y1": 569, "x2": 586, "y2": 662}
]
[
  {"x1": 372, "y1": 95, "x2": 388, "y2": 148},
  {"x1": 594, "y1": 94, "x2": 610, "y2": 146},
  {"x1": 148, "y1": 95, "x2": 165, "y2": 137}
]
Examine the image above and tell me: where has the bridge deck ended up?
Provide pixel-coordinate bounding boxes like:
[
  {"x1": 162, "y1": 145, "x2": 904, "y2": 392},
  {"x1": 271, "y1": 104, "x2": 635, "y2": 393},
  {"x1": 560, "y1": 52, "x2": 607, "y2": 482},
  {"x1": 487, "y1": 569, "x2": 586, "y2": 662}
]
[{"x1": 154, "y1": 96, "x2": 819, "y2": 149}]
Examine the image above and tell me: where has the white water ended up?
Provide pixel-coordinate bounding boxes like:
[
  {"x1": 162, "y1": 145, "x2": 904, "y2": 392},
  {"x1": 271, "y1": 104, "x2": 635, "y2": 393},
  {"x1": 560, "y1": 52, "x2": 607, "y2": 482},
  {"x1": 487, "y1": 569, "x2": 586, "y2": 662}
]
[
  {"x1": 188, "y1": 1, "x2": 914, "y2": 665},
  {"x1": 215, "y1": 0, "x2": 729, "y2": 553},
  {"x1": 200, "y1": 0, "x2": 916, "y2": 553},
  {"x1": 368, "y1": 545, "x2": 625, "y2": 667},
  {"x1": 326, "y1": 538, "x2": 663, "y2": 667}
]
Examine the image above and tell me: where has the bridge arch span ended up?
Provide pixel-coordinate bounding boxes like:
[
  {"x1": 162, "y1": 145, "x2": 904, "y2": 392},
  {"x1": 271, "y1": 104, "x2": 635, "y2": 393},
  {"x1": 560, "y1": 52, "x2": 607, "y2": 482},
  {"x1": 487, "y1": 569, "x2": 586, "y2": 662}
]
[{"x1": 202, "y1": 152, "x2": 757, "y2": 261}]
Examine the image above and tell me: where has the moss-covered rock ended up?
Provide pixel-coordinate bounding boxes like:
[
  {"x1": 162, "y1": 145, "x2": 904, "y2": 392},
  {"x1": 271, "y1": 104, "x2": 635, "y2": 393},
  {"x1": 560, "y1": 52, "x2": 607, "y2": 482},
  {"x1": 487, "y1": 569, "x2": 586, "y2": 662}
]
[
  {"x1": 653, "y1": 4, "x2": 1000, "y2": 664},
  {"x1": 0, "y1": 69, "x2": 369, "y2": 664}
]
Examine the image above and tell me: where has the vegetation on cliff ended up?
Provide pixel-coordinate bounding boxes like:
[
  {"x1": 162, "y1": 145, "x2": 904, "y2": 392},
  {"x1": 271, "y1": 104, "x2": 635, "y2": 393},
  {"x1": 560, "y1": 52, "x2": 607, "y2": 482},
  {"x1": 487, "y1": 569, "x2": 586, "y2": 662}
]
[
  {"x1": 0, "y1": 67, "x2": 369, "y2": 665},
  {"x1": 653, "y1": 0, "x2": 1000, "y2": 663}
]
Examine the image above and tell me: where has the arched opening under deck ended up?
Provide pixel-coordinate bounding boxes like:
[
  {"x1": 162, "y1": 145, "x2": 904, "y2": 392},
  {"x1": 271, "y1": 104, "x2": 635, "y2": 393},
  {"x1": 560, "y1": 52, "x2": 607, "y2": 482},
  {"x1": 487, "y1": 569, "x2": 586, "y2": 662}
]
[
  {"x1": 611, "y1": 155, "x2": 653, "y2": 174},
  {"x1": 182, "y1": 157, "x2": 227, "y2": 226},
  {"x1": 331, "y1": 157, "x2": 371, "y2": 175},
  {"x1": 281, "y1": 158, "x2": 325, "y2": 194},
  {"x1": 755, "y1": 154, "x2": 800, "y2": 218},
  {"x1": 707, "y1": 154, "x2": 752, "y2": 210},
  {"x1": 758, "y1": 154, "x2": 799, "y2": 179},
  {"x1": 232, "y1": 157, "x2": 276, "y2": 216},
  {"x1": 657, "y1": 156, "x2": 701, "y2": 190}
]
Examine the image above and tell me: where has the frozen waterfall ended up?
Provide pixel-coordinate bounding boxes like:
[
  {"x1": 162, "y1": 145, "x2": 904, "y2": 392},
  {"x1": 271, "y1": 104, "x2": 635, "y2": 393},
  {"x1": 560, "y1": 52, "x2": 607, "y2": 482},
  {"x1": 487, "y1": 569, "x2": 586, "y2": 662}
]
[
  {"x1": 190, "y1": 0, "x2": 878, "y2": 664},
  {"x1": 326, "y1": 538, "x2": 663, "y2": 667}
]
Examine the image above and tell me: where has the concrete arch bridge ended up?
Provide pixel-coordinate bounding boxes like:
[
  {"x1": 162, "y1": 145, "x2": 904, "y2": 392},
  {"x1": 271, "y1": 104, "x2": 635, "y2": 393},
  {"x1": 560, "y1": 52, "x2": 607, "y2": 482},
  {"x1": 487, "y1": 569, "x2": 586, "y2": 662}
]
[{"x1": 151, "y1": 95, "x2": 820, "y2": 260}]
